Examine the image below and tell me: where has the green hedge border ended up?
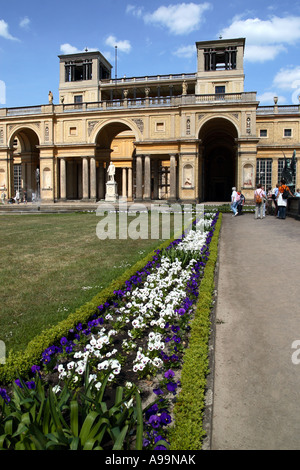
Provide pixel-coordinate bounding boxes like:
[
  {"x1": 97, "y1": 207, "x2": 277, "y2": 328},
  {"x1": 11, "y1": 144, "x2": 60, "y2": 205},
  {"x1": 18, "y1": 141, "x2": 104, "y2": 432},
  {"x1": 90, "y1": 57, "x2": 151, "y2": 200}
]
[
  {"x1": 169, "y1": 213, "x2": 222, "y2": 450},
  {"x1": 0, "y1": 236, "x2": 178, "y2": 386}
]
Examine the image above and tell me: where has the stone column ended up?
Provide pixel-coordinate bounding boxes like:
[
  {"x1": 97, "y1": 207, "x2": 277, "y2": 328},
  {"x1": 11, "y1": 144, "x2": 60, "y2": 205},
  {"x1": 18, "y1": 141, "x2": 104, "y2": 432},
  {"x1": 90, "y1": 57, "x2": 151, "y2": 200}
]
[
  {"x1": 90, "y1": 157, "x2": 96, "y2": 200},
  {"x1": 82, "y1": 157, "x2": 89, "y2": 200},
  {"x1": 143, "y1": 155, "x2": 151, "y2": 201},
  {"x1": 122, "y1": 168, "x2": 127, "y2": 198},
  {"x1": 135, "y1": 155, "x2": 143, "y2": 200},
  {"x1": 128, "y1": 167, "x2": 132, "y2": 200},
  {"x1": 169, "y1": 154, "x2": 177, "y2": 201},
  {"x1": 60, "y1": 157, "x2": 66, "y2": 200}
]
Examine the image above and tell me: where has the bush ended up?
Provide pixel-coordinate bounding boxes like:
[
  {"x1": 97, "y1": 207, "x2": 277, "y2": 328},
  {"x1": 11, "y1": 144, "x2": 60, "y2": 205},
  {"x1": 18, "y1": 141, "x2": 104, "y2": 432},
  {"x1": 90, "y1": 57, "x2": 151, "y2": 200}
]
[{"x1": 169, "y1": 214, "x2": 222, "y2": 450}]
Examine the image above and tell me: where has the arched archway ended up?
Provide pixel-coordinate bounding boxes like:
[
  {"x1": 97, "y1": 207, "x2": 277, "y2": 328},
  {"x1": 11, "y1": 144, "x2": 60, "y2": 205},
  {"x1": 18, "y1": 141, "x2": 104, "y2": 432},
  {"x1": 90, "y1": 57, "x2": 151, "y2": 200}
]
[
  {"x1": 8, "y1": 127, "x2": 40, "y2": 201},
  {"x1": 94, "y1": 121, "x2": 136, "y2": 200},
  {"x1": 199, "y1": 117, "x2": 238, "y2": 201}
]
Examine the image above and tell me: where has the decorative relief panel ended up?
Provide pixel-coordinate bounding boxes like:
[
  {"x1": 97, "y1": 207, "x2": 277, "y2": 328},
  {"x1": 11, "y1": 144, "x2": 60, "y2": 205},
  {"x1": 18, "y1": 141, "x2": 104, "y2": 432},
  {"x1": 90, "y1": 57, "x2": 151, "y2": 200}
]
[
  {"x1": 132, "y1": 118, "x2": 144, "y2": 134},
  {"x1": 246, "y1": 115, "x2": 251, "y2": 134},
  {"x1": 186, "y1": 117, "x2": 191, "y2": 135},
  {"x1": 44, "y1": 124, "x2": 49, "y2": 142},
  {"x1": 88, "y1": 121, "x2": 98, "y2": 136}
]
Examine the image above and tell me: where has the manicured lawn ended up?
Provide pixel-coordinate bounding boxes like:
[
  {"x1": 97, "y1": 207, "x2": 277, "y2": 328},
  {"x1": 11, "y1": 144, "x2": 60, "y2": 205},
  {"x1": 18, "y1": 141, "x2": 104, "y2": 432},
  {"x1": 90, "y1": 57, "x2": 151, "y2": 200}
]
[{"x1": 0, "y1": 212, "x2": 167, "y2": 354}]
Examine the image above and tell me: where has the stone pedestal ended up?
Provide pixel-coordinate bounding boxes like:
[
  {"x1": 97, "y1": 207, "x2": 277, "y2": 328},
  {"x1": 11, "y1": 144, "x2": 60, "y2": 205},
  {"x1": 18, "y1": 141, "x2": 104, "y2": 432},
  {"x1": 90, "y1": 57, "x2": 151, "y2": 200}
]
[{"x1": 105, "y1": 180, "x2": 118, "y2": 202}]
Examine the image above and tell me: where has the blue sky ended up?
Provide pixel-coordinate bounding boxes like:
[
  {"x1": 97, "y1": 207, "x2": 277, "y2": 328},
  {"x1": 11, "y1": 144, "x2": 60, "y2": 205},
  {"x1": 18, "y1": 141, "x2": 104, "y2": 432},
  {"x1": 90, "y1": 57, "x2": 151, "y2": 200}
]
[{"x1": 1, "y1": 0, "x2": 300, "y2": 108}]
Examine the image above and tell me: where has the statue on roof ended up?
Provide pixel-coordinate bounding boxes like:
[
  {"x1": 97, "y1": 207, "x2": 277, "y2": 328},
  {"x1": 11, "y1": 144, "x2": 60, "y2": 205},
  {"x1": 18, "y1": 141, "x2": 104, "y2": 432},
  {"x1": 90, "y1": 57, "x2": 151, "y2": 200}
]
[{"x1": 48, "y1": 91, "x2": 53, "y2": 104}]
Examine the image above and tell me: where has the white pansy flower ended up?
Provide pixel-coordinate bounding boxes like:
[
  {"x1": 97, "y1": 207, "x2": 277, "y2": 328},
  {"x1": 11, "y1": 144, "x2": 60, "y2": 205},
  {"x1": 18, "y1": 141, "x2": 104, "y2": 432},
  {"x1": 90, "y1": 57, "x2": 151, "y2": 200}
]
[{"x1": 52, "y1": 385, "x2": 61, "y2": 394}]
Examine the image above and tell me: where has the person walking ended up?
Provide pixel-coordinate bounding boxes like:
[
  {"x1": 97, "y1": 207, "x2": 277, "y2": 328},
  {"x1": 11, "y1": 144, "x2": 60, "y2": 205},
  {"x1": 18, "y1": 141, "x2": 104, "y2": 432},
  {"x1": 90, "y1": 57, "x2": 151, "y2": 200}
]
[
  {"x1": 237, "y1": 190, "x2": 245, "y2": 215},
  {"x1": 277, "y1": 179, "x2": 293, "y2": 219},
  {"x1": 254, "y1": 183, "x2": 264, "y2": 219},
  {"x1": 272, "y1": 184, "x2": 279, "y2": 216},
  {"x1": 266, "y1": 187, "x2": 273, "y2": 215},
  {"x1": 231, "y1": 187, "x2": 239, "y2": 217},
  {"x1": 15, "y1": 190, "x2": 20, "y2": 204},
  {"x1": 261, "y1": 185, "x2": 267, "y2": 217}
]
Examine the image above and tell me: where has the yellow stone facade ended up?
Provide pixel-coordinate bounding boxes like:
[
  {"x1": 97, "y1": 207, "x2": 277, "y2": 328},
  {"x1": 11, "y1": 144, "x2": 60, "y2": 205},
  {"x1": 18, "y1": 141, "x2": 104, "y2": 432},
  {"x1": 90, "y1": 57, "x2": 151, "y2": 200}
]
[{"x1": 0, "y1": 38, "x2": 299, "y2": 204}]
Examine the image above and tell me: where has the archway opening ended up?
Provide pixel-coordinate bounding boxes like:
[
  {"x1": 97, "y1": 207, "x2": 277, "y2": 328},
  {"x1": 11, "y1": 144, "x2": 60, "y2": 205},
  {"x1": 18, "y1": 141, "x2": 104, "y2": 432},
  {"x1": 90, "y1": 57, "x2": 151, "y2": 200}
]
[
  {"x1": 95, "y1": 122, "x2": 136, "y2": 200},
  {"x1": 199, "y1": 118, "x2": 238, "y2": 202},
  {"x1": 9, "y1": 128, "x2": 40, "y2": 202}
]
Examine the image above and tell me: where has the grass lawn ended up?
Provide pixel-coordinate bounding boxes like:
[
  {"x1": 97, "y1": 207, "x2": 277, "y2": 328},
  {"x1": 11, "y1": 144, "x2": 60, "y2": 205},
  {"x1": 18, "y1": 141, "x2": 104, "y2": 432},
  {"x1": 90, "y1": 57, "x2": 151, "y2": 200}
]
[{"x1": 0, "y1": 212, "x2": 169, "y2": 354}]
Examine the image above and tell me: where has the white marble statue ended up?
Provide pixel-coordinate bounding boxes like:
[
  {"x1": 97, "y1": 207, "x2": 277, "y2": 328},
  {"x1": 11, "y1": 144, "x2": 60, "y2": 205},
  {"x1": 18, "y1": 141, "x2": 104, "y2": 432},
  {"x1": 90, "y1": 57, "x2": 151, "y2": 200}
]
[{"x1": 107, "y1": 162, "x2": 116, "y2": 182}]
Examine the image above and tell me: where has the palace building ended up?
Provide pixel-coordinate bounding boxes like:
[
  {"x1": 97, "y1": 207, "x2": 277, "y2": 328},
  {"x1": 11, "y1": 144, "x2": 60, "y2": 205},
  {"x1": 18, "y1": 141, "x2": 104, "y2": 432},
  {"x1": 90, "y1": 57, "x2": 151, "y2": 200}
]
[{"x1": 0, "y1": 37, "x2": 299, "y2": 204}]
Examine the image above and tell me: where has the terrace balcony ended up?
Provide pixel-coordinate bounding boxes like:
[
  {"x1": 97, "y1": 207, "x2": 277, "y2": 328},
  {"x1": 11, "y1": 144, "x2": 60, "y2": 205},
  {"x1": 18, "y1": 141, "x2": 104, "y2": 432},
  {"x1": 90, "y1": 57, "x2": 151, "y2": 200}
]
[{"x1": 0, "y1": 91, "x2": 260, "y2": 117}]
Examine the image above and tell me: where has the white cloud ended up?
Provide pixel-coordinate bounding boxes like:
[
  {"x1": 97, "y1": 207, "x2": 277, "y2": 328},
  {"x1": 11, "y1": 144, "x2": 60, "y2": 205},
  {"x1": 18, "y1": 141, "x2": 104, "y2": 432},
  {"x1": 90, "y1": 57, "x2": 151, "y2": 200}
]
[
  {"x1": 244, "y1": 44, "x2": 287, "y2": 62},
  {"x1": 0, "y1": 80, "x2": 6, "y2": 104},
  {"x1": 126, "y1": 4, "x2": 144, "y2": 18},
  {"x1": 257, "y1": 91, "x2": 286, "y2": 105},
  {"x1": 173, "y1": 44, "x2": 196, "y2": 58},
  {"x1": 144, "y1": 2, "x2": 212, "y2": 35},
  {"x1": 19, "y1": 16, "x2": 30, "y2": 30},
  {"x1": 105, "y1": 35, "x2": 131, "y2": 53},
  {"x1": 0, "y1": 19, "x2": 19, "y2": 40},
  {"x1": 60, "y1": 43, "x2": 81, "y2": 54},
  {"x1": 269, "y1": 66, "x2": 300, "y2": 105},
  {"x1": 220, "y1": 15, "x2": 300, "y2": 63},
  {"x1": 221, "y1": 16, "x2": 300, "y2": 45},
  {"x1": 273, "y1": 66, "x2": 300, "y2": 90},
  {"x1": 60, "y1": 44, "x2": 97, "y2": 54}
]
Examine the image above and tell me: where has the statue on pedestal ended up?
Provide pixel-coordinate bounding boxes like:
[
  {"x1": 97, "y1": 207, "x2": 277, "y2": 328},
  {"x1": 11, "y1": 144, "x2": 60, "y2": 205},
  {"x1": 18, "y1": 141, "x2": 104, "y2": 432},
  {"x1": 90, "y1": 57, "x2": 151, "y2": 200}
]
[
  {"x1": 281, "y1": 150, "x2": 296, "y2": 191},
  {"x1": 105, "y1": 162, "x2": 118, "y2": 202},
  {"x1": 107, "y1": 162, "x2": 116, "y2": 182}
]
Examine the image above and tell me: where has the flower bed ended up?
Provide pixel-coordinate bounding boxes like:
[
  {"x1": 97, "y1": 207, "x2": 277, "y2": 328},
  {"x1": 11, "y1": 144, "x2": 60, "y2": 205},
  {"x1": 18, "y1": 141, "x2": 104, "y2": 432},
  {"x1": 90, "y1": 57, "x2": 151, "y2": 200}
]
[{"x1": 0, "y1": 210, "x2": 220, "y2": 450}]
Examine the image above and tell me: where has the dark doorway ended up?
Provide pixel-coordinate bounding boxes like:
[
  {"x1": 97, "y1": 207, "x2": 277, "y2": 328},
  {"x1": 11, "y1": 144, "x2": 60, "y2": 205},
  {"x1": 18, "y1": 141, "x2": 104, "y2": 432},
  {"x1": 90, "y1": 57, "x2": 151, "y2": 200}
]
[
  {"x1": 204, "y1": 149, "x2": 235, "y2": 201},
  {"x1": 199, "y1": 118, "x2": 238, "y2": 201}
]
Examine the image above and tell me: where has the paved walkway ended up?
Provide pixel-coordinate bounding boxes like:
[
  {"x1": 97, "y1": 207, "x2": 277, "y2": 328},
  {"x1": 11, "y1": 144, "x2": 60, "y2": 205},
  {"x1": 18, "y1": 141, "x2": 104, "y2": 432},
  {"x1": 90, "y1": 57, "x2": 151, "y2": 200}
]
[{"x1": 210, "y1": 212, "x2": 300, "y2": 450}]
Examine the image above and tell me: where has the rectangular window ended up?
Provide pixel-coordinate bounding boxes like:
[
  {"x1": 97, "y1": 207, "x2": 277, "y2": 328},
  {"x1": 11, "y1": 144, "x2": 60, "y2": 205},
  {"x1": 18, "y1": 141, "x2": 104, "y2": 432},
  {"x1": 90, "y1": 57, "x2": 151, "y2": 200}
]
[
  {"x1": 14, "y1": 164, "x2": 22, "y2": 192},
  {"x1": 215, "y1": 86, "x2": 225, "y2": 100},
  {"x1": 260, "y1": 129, "x2": 268, "y2": 137},
  {"x1": 74, "y1": 95, "x2": 83, "y2": 103},
  {"x1": 155, "y1": 122, "x2": 165, "y2": 132},
  {"x1": 204, "y1": 47, "x2": 237, "y2": 71},
  {"x1": 256, "y1": 159, "x2": 272, "y2": 189},
  {"x1": 74, "y1": 95, "x2": 83, "y2": 109},
  {"x1": 69, "y1": 127, "x2": 77, "y2": 136},
  {"x1": 284, "y1": 128, "x2": 292, "y2": 137},
  {"x1": 215, "y1": 86, "x2": 225, "y2": 94},
  {"x1": 65, "y1": 60, "x2": 92, "y2": 82}
]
